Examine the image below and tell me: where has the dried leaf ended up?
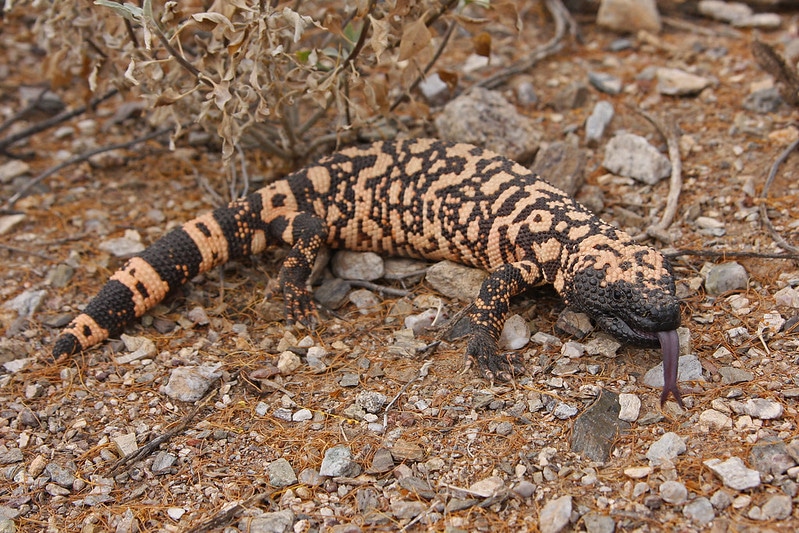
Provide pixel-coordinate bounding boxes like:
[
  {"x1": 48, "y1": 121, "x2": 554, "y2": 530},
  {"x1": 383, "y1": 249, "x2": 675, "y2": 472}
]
[
  {"x1": 192, "y1": 12, "x2": 235, "y2": 34},
  {"x1": 281, "y1": 6, "x2": 323, "y2": 43},
  {"x1": 473, "y1": 31, "x2": 491, "y2": 58},
  {"x1": 398, "y1": 18, "x2": 432, "y2": 62},
  {"x1": 368, "y1": 15, "x2": 390, "y2": 63},
  {"x1": 93, "y1": 0, "x2": 143, "y2": 22},
  {"x1": 437, "y1": 69, "x2": 459, "y2": 93}
]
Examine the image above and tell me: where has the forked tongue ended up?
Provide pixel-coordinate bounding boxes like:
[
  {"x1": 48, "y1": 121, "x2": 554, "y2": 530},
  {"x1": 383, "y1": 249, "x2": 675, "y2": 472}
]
[{"x1": 657, "y1": 330, "x2": 684, "y2": 408}]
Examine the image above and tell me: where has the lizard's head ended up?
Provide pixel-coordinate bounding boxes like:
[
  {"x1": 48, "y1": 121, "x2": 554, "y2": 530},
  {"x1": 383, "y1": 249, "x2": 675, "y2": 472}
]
[{"x1": 561, "y1": 238, "x2": 681, "y2": 347}]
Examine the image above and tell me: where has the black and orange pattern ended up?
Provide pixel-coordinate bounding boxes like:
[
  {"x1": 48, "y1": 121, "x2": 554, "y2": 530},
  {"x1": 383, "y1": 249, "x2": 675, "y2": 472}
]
[{"x1": 53, "y1": 139, "x2": 683, "y2": 403}]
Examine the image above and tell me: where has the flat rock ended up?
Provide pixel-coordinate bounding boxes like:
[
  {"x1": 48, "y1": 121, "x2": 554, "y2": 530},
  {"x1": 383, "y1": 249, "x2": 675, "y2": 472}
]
[
  {"x1": 530, "y1": 142, "x2": 586, "y2": 196},
  {"x1": 602, "y1": 133, "x2": 671, "y2": 185},
  {"x1": 425, "y1": 260, "x2": 486, "y2": 301},
  {"x1": 597, "y1": 0, "x2": 661, "y2": 33},
  {"x1": 657, "y1": 68, "x2": 712, "y2": 96},
  {"x1": 704, "y1": 457, "x2": 760, "y2": 490},
  {"x1": 539, "y1": 495, "x2": 572, "y2": 533},
  {"x1": 646, "y1": 432, "x2": 686, "y2": 466},
  {"x1": 571, "y1": 389, "x2": 630, "y2": 462}
]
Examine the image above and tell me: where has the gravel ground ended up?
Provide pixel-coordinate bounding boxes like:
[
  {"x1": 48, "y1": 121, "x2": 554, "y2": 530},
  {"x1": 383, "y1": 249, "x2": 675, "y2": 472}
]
[{"x1": 2, "y1": 2, "x2": 799, "y2": 532}]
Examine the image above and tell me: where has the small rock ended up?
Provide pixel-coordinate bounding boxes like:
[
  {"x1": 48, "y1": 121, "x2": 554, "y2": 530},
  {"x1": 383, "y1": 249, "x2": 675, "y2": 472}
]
[
  {"x1": 319, "y1": 445, "x2": 359, "y2": 477},
  {"x1": 98, "y1": 231, "x2": 145, "y2": 257},
  {"x1": 657, "y1": 68, "x2": 712, "y2": 96},
  {"x1": 724, "y1": 326, "x2": 750, "y2": 346},
  {"x1": 684, "y1": 497, "x2": 715, "y2": 526},
  {"x1": 277, "y1": 351, "x2": 302, "y2": 374},
  {"x1": 718, "y1": 367, "x2": 754, "y2": 384},
  {"x1": 571, "y1": 390, "x2": 630, "y2": 462},
  {"x1": 418, "y1": 72, "x2": 450, "y2": 104},
  {"x1": 582, "y1": 511, "x2": 616, "y2": 533},
  {"x1": 743, "y1": 398, "x2": 783, "y2": 420},
  {"x1": 552, "y1": 402, "x2": 578, "y2": 419},
  {"x1": 643, "y1": 354, "x2": 703, "y2": 389},
  {"x1": 539, "y1": 495, "x2": 572, "y2": 533},
  {"x1": 553, "y1": 81, "x2": 589, "y2": 111},
  {"x1": 530, "y1": 142, "x2": 586, "y2": 196},
  {"x1": 369, "y1": 448, "x2": 395, "y2": 473},
  {"x1": 3, "y1": 289, "x2": 46, "y2": 317},
  {"x1": 555, "y1": 309, "x2": 594, "y2": 340},
  {"x1": 238, "y1": 510, "x2": 295, "y2": 533},
  {"x1": 699, "y1": 409, "x2": 733, "y2": 430},
  {"x1": 743, "y1": 87, "x2": 783, "y2": 114},
  {"x1": 331, "y1": 251, "x2": 384, "y2": 281},
  {"x1": 267, "y1": 458, "x2": 298, "y2": 487},
  {"x1": 531, "y1": 331, "x2": 562, "y2": 347},
  {"x1": 0, "y1": 214, "x2": 26, "y2": 236},
  {"x1": 435, "y1": 87, "x2": 541, "y2": 163},
  {"x1": 704, "y1": 262, "x2": 748, "y2": 295},
  {"x1": 390, "y1": 500, "x2": 426, "y2": 520},
  {"x1": 187, "y1": 306, "x2": 210, "y2": 326},
  {"x1": 733, "y1": 13, "x2": 782, "y2": 30},
  {"x1": 151, "y1": 451, "x2": 177, "y2": 474},
  {"x1": 0, "y1": 160, "x2": 30, "y2": 183},
  {"x1": 588, "y1": 71, "x2": 622, "y2": 95},
  {"x1": 584, "y1": 334, "x2": 620, "y2": 357},
  {"x1": 597, "y1": 0, "x2": 661, "y2": 33},
  {"x1": 405, "y1": 308, "x2": 442, "y2": 334},
  {"x1": 624, "y1": 466, "x2": 652, "y2": 479},
  {"x1": 602, "y1": 133, "x2": 671, "y2": 185},
  {"x1": 499, "y1": 314, "x2": 530, "y2": 350},
  {"x1": 694, "y1": 216, "x2": 726, "y2": 237},
  {"x1": 469, "y1": 476, "x2": 505, "y2": 498},
  {"x1": 698, "y1": 0, "x2": 751, "y2": 23},
  {"x1": 425, "y1": 260, "x2": 487, "y2": 301},
  {"x1": 761, "y1": 493, "x2": 792, "y2": 520},
  {"x1": 116, "y1": 334, "x2": 156, "y2": 364},
  {"x1": 647, "y1": 432, "x2": 686, "y2": 466},
  {"x1": 618, "y1": 393, "x2": 641, "y2": 422},
  {"x1": 339, "y1": 372, "x2": 360, "y2": 387},
  {"x1": 710, "y1": 489, "x2": 732, "y2": 510},
  {"x1": 494, "y1": 421, "x2": 513, "y2": 436},
  {"x1": 45, "y1": 462, "x2": 76, "y2": 488},
  {"x1": 356, "y1": 391, "x2": 387, "y2": 413},
  {"x1": 585, "y1": 101, "x2": 615, "y2": 146},
  {"x1": 749, "y1": 440, "x2": 796, "y2": 476},
  {"x1": 775, "y1": 286, "x2": 799, "y2": 308},
  {"x1": 113, "y1": 433, "x2": 138, "y2": 457},
  {"x1": 561, "y1": 341, "x2": 585, "y2": 359},
  {"x1": 161, "y1": 364, "x2": 222, "y2": 402},
  {"x1": 348, "y1": 288, "x2": 381, "y2": 315},
  {"x1": 292, "y1": 409, "x2": 312, "y2": 422},
  {"x1": 314, "y1": 277, "x2": 352, "y2": 309},
  {"x1": 659, "y1": 480, "x2": 687, "y2": 504},
  {"x1": 391, "y1": 440, "x2": 425, "y2": 462},
  {"x1": 167, "y1": 508, "x2": 186, "y2": 521},
  {"x1": 513, "y1": 479, "x2": 536, "y2": 498},
  {"x1": 704, "y1": 457, "x2": 761, "y2": 490}
]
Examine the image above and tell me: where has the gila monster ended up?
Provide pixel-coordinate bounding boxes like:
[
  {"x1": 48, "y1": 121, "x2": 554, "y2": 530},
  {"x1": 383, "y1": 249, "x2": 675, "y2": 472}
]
[{"x1": 52, "y1": 138, "x2": 684, "y2": 405}]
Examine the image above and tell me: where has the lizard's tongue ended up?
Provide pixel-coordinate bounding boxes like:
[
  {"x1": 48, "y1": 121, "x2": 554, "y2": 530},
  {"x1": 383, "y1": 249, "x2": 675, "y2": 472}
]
[{"x1": 657, "y1": 330, "x2": 684, "y2": 408}]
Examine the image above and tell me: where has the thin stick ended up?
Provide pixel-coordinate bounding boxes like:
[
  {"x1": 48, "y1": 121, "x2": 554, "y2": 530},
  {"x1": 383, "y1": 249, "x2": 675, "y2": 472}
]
[
  {"x1": 0, "y1": 242, "x2": 52, "y2": 260},
  {"x1": 630, "y1": 107, "x2": 683, "y2": 243},
  {"x1": 3, "y1": 125, "x2": 173, "y2": 210},
  {"x1": 759, "y1": 136, "x2": 799, "y2": 253},
  {"x1": 106, "y1": 387, "x2": 217, "y2": 477},
  {"x1": 0, "y1": 89, "x2": 119, "y2": 153},
  {"x1": 477, "y1": 0, "x2": 574, "y2": 90},
  {"x1": 664, "y1": 249, "x2": 799, "y2": 261},
  {"x1": 347, "y1": 279, "x2": 411, "y2": 297}
]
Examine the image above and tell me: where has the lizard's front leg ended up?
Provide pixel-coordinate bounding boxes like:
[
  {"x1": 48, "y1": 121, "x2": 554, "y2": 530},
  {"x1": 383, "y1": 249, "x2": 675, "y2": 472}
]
[{"x1": 466, "y1": 261, "x2": 544, "y2": 381}]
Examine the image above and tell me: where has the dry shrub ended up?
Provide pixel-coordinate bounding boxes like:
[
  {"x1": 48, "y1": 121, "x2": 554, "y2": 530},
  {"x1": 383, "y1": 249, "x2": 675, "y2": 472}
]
[{"x1": 17, "y1": 0, "x2": 522, "y2": 162}]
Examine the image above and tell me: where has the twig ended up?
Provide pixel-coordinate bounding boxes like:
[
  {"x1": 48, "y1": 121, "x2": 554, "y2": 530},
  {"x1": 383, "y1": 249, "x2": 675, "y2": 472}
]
[
  {"x1": 629, "y1": 107, "x2": 682, "y2": 243},
  {"x1": 664, "y1": 249, "x2": 799, "y2": 261},
  {"x1": 192, "y1": 493, "x2": 271, "y2": 533},
  {"x1": 383, "y1": 360, "x2": 433, "y2": 428},
  {"x1": 106, "y1": 386, "x2": 217, "y2": 477},
  {"x1": 759, "y1": 136, "x2": 799, "y2": 253},
  {"x1": 347, "y1": 279, "x2": 411, "y2": 297},
  {"x1": 0, "y1": 242, "x2": 53, "y2": 260},
  {"x1": 477, "y1": 0, "x2": 574, "y2": 90},
  {"x1": 0, "y1": 88, "x2": 119, "y2": 154},
  {"x1": 3, "y1": 125, "x2": 174, "y2": 210}
]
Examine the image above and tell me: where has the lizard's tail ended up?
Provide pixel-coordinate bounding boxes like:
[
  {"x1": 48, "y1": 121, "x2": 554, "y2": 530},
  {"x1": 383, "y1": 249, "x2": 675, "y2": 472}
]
[{"x1": 52, "y1": 195, "x2": 269, "y2": 358}]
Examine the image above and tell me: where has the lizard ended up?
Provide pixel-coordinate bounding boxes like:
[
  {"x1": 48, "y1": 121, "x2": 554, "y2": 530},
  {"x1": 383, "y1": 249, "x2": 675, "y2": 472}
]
[{"x1": 51, "y1": 138, "x2": 684, "y2": 406}]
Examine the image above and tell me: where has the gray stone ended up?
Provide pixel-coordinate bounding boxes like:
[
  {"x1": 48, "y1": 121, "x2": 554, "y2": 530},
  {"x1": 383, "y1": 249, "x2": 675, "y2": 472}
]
[
  {"x1": 539, "y1": 495, "x2": 572, "y2": 533},
  {"x1": 469, "y1": 476, "x2": 505, "y2": 498},
  {"x1": 425, "y1": 260, "x2": 487, "y2": 301},
  {"x1": 643, "y1": 354, "x2": 703, "y2": 389},
  {"x1": 356, "y1": 391, "x2": 387, "y2": 414},
  {"x1": 583, "y1": 511, "x2": 615, "y2": 533},
  {"x1": 659, "y1": 480, "x2": 687, "y2": 504},
  {"x1": 552, "y1": 402, "x2": 578, "y2": 419},
  {"x1": 298, "y1": 467, "x2": 324, "y2": 486},
  {"x1": 743, "y1": 398, "x2": 783, "y2": 420},
  {"x1": 646, "y1": 432, "x2": 686, "y2": 466},
  {"x1": 530, "y1": 142, "x2": 586, "y2": 196},
  {"x1": 588, "y1": 71, "x2": 622, "y2": 95},
  {"x1": 161, "y1": 364, "x2": 222, "y2": 402},
  {"x1": 698, "y1": 0, "x2": 751, "y2": 23},
  {"x1": 553, "y1": 81, "x2": 589, "y2": 111},
  {"x1": 348, "y1": 288, "x2": 381, "y2": 315},
  {"x1": 238, "y1": 510, "x2": 295, "y2": 533},
  {"x1": 151, "y1": 451, "x2": 177, "y2": 474},
  {"x1": 657, "y1": 68, "x2": 711, "y2": 96},
  {"x1": 761, "y1": 493, "x2": 792, "y2": 520},
  {"x1": 571, "y1": 389, "x2": 630, "y2": 462},
  {"x1": 704, "y1": 457, "x2": 761, "y2": 490},
  {"x1": 390, "y1": 440, "x2": 425, "y2": 462},
  {"x1": 618, "y1": 393, "x2": 641, "y2": 422},
  {"x1": 513, "y1": 480, "x2": 536, "y2": 498},
  {"x1": 267, "y1": 458, "x2": 298, "y2": 487},
  {"x1": 704, "y1": 262, "x2": 748, "y2": 295},
  {"x1": 3, "y1": 289, "x2": 46, "y2": 318},
  {"x1": 498, "y1": 314, "x2": 530, "y2": 350},
  {"x1": 45, "y1": 462, "x2": 76, "y2": 488},
  {"x1": 710, "y1": 489, "x2": 732, "y2": 510},
  {"x1": 749, "y1": 440, "x2": 796, "y2": 476},
  {"x1": 390, "y1": 500, "x2": 426, "y2": 520},
  {"x1": 718, "y1": 367, "x2": 754, "y2": 384},
  {"x1": 99, "y1": 234, "x2": 145, "y2": 257},
  {"x1": 743, "y1": 87, "x2": 784, "y2": 114},
  {"x1": 319, "y1": 445, "x2": 358, "y2": 477},
  {"x1": 368, "y1": 448, "x2": 394, "y2": 473},
  {"x1": 585, "y1": 101, "x2": 615, "y2": 146},
  {"x1": 331, "y1": 251, "x2": 384, "y2": 281},
  {"x1": 314, "y1": 277, "x2": 352, "y2": 309},
  {"x1": 435, "y1": 87, "x2": 541, "y2": 163},
  {"x1": 734, "y1": 13, "x2": 782, "y2": 30},
  {"x1": 597, "y1": 0, "x2": 661, "y2": 33},
  {"x1": 555, "y1": 309, "x2": 594, "y2": 340},
  {"x1": 684, "y1": 497, "x2": 715, "y2": 526},
  {"x1": 602, "y1": 133, "x2": 671, "y2": 185}
]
